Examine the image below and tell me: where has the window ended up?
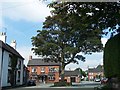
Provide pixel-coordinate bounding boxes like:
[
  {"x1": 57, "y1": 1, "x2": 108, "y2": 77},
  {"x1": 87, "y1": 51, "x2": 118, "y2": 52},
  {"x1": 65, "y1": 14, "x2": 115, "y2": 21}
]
[
  {"x1": 89, "y1": 73, "x2": 93, "y2": 75},
  {"x1": 90, "y1": 76, "x2": 93, "y2": 79},
  {"x1": 18, "y1": 71, "x2": 20, "y2": 82},
  {"x1": 49, "y1": 67, "x2": 55, "y2": 72},
  {"x1": 18, "y1": 60, "x2": 21, "y2": 69},
  {"x1": 8, "y1": 55, "x2": 12, "y2": 67},
  {"x1": 48, "y1": 75, "x2": 55, "y2": 81},
  {"x1": 54, "y1": 68, "x2": 59, "y2": 72},
  {"x1": 7, "y1": 69, "x2": 11, "y2": 83},
  {"x1": 41, "y1": 67, "x2": 45, "y2": 72},
  {"x1": 32, "y1": 67, "x2": 36, "y2": 72}
]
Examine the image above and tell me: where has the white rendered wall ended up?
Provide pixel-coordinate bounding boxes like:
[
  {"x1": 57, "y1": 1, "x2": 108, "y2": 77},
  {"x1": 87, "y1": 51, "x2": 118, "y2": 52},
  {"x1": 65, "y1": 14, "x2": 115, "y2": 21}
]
[
  {"x1": 0, "y1": 48, "x2": 2, "y2": 87},
  {"x1": 1, "y1": 51, "x2": 10, "y2": 87}
]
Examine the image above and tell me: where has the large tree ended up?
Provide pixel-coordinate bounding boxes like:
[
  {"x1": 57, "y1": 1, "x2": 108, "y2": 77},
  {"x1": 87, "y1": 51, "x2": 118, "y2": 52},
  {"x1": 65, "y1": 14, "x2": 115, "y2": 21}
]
[
  {"x1": 31, "y1": 2, "x2": 120, "y2": 82},
  {"x1": 48, "y1": 2, "x2": 120, "y2": 35}
]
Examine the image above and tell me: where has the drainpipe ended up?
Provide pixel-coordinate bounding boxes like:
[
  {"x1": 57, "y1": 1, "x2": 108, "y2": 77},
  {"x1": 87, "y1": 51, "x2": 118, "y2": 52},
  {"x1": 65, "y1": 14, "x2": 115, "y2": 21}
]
[{"x1": 0, "y1": 49, "x2": 4, "y2": 89}]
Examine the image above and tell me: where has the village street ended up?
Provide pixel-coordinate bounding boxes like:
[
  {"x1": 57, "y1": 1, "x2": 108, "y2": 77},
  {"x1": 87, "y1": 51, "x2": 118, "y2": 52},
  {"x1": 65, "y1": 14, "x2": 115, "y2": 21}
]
[
  {"x1": 1, "y1": 1, "x2": 119, "y2": 90},
  {"x1": 3, "y1": 81, "x2": 101, "y2": 90}
]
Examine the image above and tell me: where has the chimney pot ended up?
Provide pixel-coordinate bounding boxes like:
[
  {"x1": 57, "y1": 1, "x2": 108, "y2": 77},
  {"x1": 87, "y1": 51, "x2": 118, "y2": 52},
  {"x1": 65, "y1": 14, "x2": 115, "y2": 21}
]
[
  {"x1": 10, "y1": 40, "x2": 17, "y2": 49},
  {"x1": 0, "y1": 32, "x2": 7, "y2": 43},
  {"x1": 29, "y1": 55, "x2": 32, "y2": 60}
]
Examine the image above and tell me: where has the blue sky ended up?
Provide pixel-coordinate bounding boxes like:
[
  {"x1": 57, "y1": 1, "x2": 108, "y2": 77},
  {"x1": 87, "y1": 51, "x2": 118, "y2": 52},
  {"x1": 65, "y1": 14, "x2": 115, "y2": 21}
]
[{"x1": 1, "y1": 0, "x2": 108, "y2": 70}]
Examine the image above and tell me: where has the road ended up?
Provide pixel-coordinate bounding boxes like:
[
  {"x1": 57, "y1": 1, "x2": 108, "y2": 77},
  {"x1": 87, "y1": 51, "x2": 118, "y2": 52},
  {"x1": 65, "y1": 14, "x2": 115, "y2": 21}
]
[{"x1": 3, "y1": 81, "x2": 101, "y2": 90}]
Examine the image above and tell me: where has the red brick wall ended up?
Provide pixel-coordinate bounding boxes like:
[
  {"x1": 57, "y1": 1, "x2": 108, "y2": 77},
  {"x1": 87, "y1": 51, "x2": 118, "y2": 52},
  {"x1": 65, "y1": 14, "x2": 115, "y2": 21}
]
[
  {"x1": 88, "y1": 72, "x2": 104, "y2": 81},
  {"x1": 65, "y1": 76, "x2": 80, "y2": 83},
  {"x1": 27, "y1": 65, "x2": 60, "y2": 83}
]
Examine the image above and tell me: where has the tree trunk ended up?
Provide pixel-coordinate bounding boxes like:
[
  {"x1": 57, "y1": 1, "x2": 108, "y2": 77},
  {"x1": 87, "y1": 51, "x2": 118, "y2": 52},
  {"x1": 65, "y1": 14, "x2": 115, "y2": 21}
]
[
  {"x1": 60, "y1": 49, "x2": 65, "y2": 82},
  {"x1": 61, "y1": 62, "x2": 65, "y2": 82}
]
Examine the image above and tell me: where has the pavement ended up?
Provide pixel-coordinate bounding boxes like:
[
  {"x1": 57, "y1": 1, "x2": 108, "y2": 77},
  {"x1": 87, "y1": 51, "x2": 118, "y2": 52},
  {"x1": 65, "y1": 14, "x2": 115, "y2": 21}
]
[
  {"x1": 2, "y1": 81, "x2": 102, "y2": 90},
  {"x1": 25, "y1": 83, "x2": 54, "y2": 88}
]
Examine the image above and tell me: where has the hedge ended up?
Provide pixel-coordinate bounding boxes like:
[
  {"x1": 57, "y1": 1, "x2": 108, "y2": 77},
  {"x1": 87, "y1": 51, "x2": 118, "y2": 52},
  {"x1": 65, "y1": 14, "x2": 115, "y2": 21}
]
[
  {"x1": 103, "y1": 33, "x2": 120, "y2": 78},
  {"x1": 53, "y1": 81, "x2": 72, "y2": 87}
]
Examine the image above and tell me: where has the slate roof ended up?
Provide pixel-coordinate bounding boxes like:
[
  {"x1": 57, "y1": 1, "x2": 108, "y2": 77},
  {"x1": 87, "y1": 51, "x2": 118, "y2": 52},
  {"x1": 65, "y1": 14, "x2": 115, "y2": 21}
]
[
  {"x1": 0, "y1": 40, "x2": 24, "y2": 59},
  {"x1": 64, "y1": 69, "x2": 80, "y2": 77},
  {"x1": 27, "y1": 59, "x2": 60, "y2": 66},
  {"x1": 88, "y1": 65, "x2": 104, "y2": 73}
]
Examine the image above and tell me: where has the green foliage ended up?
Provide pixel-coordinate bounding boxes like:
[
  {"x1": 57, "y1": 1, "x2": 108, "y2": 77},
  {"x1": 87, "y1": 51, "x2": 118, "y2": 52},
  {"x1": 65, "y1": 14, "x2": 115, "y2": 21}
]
[
  {"x1": 53, "y1": 81, "x2": 72, "y2": 87},
  {"x1": 104, "y1": 33, "x2": 120, "y2": 78},
  {"x1": 75, "y1": 68, "x2": 86, "y2": 77},
  {"x1": 81, "y1": 70, "x2": 87, "y2": 77},
  {"x1": 32, "y1": 2, "x2": 120, "y2": 82},
  {"x1": 95, "y1": 83, "x2": 112, "y2": 90},
  {"x1": 48, "y1": 2, "x2": 120, "y2": 35},
  {"x1": 32, "y1": 2, "x2": 104, "y2": 66}
]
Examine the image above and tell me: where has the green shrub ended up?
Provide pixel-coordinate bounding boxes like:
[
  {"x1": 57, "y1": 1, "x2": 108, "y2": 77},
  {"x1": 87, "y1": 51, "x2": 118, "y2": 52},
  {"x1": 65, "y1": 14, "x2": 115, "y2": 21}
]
[
  {"x1": 54, "y1": 81, "x2": 72, "y2": 87},
  {"x1": 104, "y1": 33, "x2": 120, "y2": 78},
  {"x1": 95, "y1": 84, "x2": 112, "y2": 90}
]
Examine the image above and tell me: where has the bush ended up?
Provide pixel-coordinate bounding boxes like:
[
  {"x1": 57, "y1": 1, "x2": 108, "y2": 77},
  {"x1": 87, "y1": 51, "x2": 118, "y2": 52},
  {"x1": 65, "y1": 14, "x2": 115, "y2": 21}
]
[
  {"x1": 104, "y1": 33, "x2": 120, "y2": 78},
  {"x1": 95, "y1": 84, "x2": 112, "y2": 90},
  {"x1": 54, "y1": 81, "x2": 72, "y2": 87}
]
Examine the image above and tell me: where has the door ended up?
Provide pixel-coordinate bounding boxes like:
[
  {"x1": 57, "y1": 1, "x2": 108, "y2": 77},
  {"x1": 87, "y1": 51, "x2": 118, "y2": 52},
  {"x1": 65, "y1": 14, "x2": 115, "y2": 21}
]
[{"x1": 71, "y1": 77, "x2": 76, "y2": 82}]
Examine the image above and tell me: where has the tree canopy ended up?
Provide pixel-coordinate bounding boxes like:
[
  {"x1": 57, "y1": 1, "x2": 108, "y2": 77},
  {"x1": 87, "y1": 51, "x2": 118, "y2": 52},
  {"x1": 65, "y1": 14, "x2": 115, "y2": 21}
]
[
  {"x1": 48, "y1": 2, "x2": 120, "y2": 35},
  {"x1": 32, "y1": 2, "x2": 104, "y2": 66},
  {"x1": 31, "y1": 2, "x2": 120, "y2": 82},
  {"x1": 75, "y1": 68, "x2": 87, "y2": 77}
]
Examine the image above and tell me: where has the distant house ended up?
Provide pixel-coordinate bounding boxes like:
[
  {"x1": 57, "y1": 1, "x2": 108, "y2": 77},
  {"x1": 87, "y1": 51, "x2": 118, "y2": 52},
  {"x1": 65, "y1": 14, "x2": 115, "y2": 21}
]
[
  {"x1": 0, "y1": 32, "x2": 24, "y2": 87},
  {"x1": 64, "y1": 69, "x2": 81, "y2": 83},
  {"x1": 27, "y1": 56, "x2": 82, "y2": 83},
  {"x1": 87, "y1": 65, "x2": 104, "y2": 81},
  {"x1": 27, "y1": 56, "x2": 60, "y2": 83}
]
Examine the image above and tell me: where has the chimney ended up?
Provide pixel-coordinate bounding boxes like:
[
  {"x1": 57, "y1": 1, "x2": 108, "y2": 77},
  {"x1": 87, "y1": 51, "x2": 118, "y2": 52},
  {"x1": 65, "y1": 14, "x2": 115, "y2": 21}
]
[
  {"x1": 10, "y1": 40, "x2": 17, "y2": 49},
  {"x1": 0, "y1": 32, "x2": 6, "y2": 43},
  {"x1": 29, "y1": 55, "x2": 32, "y2": 60}
]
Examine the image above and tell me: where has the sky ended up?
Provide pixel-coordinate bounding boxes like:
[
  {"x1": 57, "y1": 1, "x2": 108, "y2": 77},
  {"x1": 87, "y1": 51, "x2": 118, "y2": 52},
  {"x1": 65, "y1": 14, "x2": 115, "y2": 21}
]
[{"x1": 0, "y1": 0, "x2": 108, "y2": 71}]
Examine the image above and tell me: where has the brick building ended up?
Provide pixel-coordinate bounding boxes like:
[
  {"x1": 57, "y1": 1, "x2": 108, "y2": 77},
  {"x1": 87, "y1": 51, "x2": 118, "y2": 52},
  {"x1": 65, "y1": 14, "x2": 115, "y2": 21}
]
[
  {"x1": 27, "y1": 56, "x2": 60, "y2": 83},
  {"x1": 87, "y1": 65, "x2": 104, "y2": 81},
  {"x1": 64, "y1": 69, "x2": 81, "y2": 83}
]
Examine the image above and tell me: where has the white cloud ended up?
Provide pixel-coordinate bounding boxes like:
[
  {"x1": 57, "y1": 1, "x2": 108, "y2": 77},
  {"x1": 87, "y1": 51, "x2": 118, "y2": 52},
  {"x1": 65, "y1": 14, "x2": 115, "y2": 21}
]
[
  {"x1": 2, "y1": 0, "x2": 51, "y2": 22},
  {"x1": 65, "y1": 59, "x2": 102, "y2": 71},
  {"x1": 0, "y1": 3, "x2": 3, "y2": 28},
  {"x1": 17, "y1": 46, "x2": 39, "y2": 66},
  {"x1": 65, "y1": 52, "x2": 103, "y2": 71},
  {"x1": 101, "y1": 38, "x2": 108, "y2": 47}
]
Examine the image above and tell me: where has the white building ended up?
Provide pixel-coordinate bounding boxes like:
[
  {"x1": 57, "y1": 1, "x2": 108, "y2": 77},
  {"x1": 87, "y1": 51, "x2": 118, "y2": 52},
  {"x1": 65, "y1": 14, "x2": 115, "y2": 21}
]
[{"x1": 0, "y1": 32, "x2": 24, "y2": 87}]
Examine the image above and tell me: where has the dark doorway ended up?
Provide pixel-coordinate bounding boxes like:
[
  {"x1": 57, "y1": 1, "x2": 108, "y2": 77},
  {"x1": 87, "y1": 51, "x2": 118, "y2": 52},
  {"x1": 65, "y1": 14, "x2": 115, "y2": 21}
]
[
  {"x1": 38, "y1": 75, "x2": 47, "y2": 83},
  {"x1": 71, "y1": 77, "x2": 76, "y2": 82}
]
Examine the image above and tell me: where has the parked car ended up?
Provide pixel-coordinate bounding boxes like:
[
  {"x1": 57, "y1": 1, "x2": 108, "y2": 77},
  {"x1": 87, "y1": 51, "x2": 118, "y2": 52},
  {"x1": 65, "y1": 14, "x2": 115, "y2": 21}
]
[
  {"x1": 101, "y1": 78, "x2": 108, "y2": 84},
  {"x1": 94, "y1": 78, "x2": 101, "y2": 82},
  {"x1": 27, "y1": 80, "x2": 36, "y2": 86}
]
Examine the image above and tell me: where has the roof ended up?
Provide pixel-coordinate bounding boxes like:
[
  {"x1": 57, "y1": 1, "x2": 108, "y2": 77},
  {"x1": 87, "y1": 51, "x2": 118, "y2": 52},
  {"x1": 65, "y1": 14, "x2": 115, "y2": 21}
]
[
  {"x1": 88, "y1": 65, "x2": 104, "y2": 73},
  {"x1": 0, "y1": 40, "x2": 24, "y2": 59},
  {"x1": 27, "y1": 59, "x2": 60, "y2": 66},
  {"x1": 64, "y1": 69, "x2": 80, "y2": 77}
]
